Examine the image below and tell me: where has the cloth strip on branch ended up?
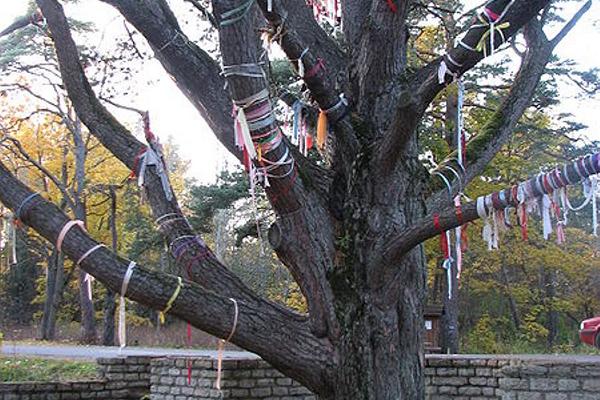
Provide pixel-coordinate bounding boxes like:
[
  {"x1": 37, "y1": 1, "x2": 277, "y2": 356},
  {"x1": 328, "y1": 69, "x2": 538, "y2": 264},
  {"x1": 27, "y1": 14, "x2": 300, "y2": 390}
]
[
  {"x1": 457, "y1": 0, "x2": 515, "y2": 57},
  {"x1": 159, "y1": 276, "x2": 183, "y2": 324},
  {"x1": 135, "y1": 113, "x2": 174, "y2": 202},
  {"x1": 459, "y1": 153, "x2": 600, "y2": 250}
]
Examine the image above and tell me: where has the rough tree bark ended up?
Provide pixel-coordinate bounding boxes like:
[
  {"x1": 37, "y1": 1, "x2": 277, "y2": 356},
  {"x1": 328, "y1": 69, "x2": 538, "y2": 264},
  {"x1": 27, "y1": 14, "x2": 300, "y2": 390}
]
[
  {"x1": 101, "y1": 185, "x2": 119, "y2": 346},
  {"x1": 72, "y1": 114, "x2": 97, "y2": 344},
  {"x1": 0, "y1": 0, "x2": 592, "y2": 398}
]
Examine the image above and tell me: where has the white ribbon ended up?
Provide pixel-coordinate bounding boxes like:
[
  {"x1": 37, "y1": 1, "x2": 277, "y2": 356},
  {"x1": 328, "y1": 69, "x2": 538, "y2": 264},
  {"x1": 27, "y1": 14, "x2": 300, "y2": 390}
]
[
  {"x1": 138, "y1": 147, "x2": 173, "y2": 201},
  {"x1": 438, "y1": 60, "x2": 449, "y2": 84},
  {"x1": 119, "y1": 261, "x2": 137, "y2": 350},
  {"x1": 235, "y1": 108, "x2": 257, "y2": 160},
  {"x1": 542, "y1": 194, "x2": 553, "y2": 240}
]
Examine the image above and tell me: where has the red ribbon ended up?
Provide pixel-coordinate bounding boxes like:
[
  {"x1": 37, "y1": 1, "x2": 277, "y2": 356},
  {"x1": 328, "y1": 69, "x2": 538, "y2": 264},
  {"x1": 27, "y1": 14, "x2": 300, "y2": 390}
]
[
  {"x1": 386, "y1": 0, "x2": 398, "y2": 13},
  {"x1": 305, "y1": 58, "x2": 325, "y2": 78},
  {"x1": 455, "y1": 204, "x2": 464, "y2": 226},
  {"x1": 433, "y1": 214, "x2": 450, "y2": 259},
  {"x1": 484, "y1": 7, "x2": 500, "y2": 22},
  {"x1": 142, "y1": 112, "x2": 156, "y2": 143},
  {"x1": 129, "y1": 147, "x2": 148, "y2": 179},
  {"x1": 519, "y1": 204, "x2": 528, "y2": 241},
  {"x1": 242, "y1": 147, "x2": 250, "y2": 172}
]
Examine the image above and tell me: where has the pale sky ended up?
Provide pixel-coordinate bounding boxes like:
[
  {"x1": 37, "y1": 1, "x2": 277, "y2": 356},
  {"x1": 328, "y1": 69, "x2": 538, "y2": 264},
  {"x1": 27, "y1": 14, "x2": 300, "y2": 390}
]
[{"x1": 1, "y1": 1, "x2": 599, "y2": 183}]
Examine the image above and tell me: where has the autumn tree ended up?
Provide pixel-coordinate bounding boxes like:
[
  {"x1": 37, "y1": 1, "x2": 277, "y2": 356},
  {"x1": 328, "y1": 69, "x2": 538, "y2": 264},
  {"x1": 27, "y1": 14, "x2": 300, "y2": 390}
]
[{"x1": 0, "y1": 0, "x2": 595, "y2": 398}]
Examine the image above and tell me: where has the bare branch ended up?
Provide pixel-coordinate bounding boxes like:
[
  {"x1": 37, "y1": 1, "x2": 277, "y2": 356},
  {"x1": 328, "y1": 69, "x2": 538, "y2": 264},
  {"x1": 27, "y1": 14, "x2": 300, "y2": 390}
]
[
  {"x1": 0, "y1": 11, "x2": 43, "y2": 38},
  {"x1": 214, "y1": 0, "x2": 339, "y2": 340},
  {"x1": 550, "y1": 0, "x2": 592, "y2": 47}
]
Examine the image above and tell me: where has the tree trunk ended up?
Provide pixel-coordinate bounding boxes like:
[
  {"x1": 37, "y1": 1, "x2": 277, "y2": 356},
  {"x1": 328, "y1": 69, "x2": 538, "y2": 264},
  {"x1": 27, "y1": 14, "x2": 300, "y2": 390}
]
[
  {"x1": 441, "y1": 257, "x2": 460, "y2": 354},
  {"x1": 544, "y1": 268, "x2": 558, "y2": 349},
  {"x1": 101, "y1": 291, "x2": 116, "y2": 346},
  {"x1": 329, "y1": 250, "x2": 426, "y2": 400},
  {"x1": 72, "y1": 115, "x2": 97, "y2": 344},
  {"x1": 500, "y1": 261, "x2": 521, "y2": 331},
  {"x1": 41, "y1": 249, "x2": 65, "y2": 340},
  {"x1": 101, "y1": 187, "x2": 118, "y2": 346}
]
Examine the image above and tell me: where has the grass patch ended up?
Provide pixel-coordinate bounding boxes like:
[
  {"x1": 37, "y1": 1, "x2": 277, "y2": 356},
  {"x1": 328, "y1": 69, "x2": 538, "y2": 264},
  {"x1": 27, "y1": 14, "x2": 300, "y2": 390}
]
[{"x1": 0, "y1": 356, "x2": 98, "y2": 382}]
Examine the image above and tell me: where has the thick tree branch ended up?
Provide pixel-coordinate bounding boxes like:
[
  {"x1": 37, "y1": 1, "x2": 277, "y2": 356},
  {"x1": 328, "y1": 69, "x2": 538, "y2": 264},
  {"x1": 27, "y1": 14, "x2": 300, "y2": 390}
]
[
  {"x1": 384, "y1": 152, "x2": 600, "y2": 263},
  {"x1": 214, "y1": 0, "x2": 339, "y2": 340},
  {"x1": 100, "y1": 0, "x2": 237, "y2": 158},
  {"x1": 0, "y1": 161, "x2": 333, "y2": 394},
  {"x1": 354, "y1": 0, "x2": 410, "y2": 121}
]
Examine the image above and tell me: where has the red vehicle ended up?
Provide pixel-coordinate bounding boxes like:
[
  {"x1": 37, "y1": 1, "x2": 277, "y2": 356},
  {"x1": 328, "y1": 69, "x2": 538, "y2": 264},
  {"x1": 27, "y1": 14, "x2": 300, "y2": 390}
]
[{"x1": 580, "y1": 317, "x2": 600, "y2": 348}]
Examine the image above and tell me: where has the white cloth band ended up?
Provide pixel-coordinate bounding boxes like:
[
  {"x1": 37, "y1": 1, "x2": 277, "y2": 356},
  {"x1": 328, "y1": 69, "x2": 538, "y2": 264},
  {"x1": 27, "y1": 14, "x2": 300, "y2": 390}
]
[
  {"x1": 56, "y1": 220, "x2": 86, "y2": 253},
  {"x1": 76, "y1": 244, "x2": 105, "y2": 266}
]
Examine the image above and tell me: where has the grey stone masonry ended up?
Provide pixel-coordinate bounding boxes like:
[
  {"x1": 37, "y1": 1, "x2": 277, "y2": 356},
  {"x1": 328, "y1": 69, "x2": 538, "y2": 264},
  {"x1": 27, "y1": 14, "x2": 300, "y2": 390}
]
[
  {"x1": 149, "y1": 357, "x2": 316, "y2": 400},
  {"x1": 425, "y1": 354, "x2": 600, "y2": 400},
  {"x1": 425, "y1": 356, "x2": 508, "y2": 399}
]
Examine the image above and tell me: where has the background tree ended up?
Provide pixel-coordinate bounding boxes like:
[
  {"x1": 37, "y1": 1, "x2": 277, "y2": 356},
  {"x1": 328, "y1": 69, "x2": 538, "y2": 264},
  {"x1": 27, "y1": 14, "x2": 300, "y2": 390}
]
[{"x1": 0, "y1": 0, "x2": 596, "y2": 399}]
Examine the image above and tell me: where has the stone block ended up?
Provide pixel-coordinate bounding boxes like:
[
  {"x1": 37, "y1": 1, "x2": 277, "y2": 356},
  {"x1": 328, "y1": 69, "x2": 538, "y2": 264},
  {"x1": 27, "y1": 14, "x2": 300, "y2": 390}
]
[
  {"x1": 557, "y1": 378, "x2": 579, "y2": 391},
  {"x1": 458, "y1": 386, "x2": 482, "y2": 395},
  {"x1": 436, "y1": 368, "x2": 457, "y2": 377},
  {"x1": 499, "y1": 378, "x2": 529, "y2": 390},
  {"x1": 582, "y1": 378, "x2": 600, "y2": 391},
  {"x1": 529, "y1": 378, "x2": 557, "y2": 391}
]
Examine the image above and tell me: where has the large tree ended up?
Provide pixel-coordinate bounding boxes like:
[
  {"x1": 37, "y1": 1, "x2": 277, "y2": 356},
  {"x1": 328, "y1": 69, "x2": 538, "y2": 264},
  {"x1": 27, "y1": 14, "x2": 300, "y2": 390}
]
[{"x1": 0, "y1": 0, "x2": 595, "y2": 398}]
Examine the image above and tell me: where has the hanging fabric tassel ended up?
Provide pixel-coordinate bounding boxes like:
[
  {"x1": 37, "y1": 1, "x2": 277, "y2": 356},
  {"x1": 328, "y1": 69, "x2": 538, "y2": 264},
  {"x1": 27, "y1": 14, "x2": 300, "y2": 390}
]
[
  {"x1": 454, "y1": 196, "x2": 463, "y2": 281},
  {"x1": 292, "y1": 101, "x2": 303, "y2": 145},
  {"x1": 317, "y1": 110, "x2": 328, "y2": 150},
  {"x1": 437, "y1": 60, "x2": 449, "y2": 85},
  {"x1": 84, "y1": 273, "x2": 93, "y2": 301},
  {"x1": 456, "y1": 78, "x2": 466, "y2": 168},
  {"x1": 542, "y1": 194, "x2": 553, "y2": 240},
  {"x1": 478, "y1": 196, "x2": 496, "y2": 250},
  {"x1": 235, "y1": 107, "x2": 257, "y2": 160},
  {"x1": 119, "y1": 261, "x2": 136, "y2": 350},
  {"x1": 187, "y1": 322, "x2": 193, "y2": 385}
]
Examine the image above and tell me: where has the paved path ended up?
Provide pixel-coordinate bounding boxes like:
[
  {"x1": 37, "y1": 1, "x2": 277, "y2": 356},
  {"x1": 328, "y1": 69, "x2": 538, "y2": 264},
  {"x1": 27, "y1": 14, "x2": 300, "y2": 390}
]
[
  {"x1": 426, "y1": 353, "x2": 600, "y2": 363},
  {"x1": 0, "y1": 341, "x2": 258, "y2": 360}
]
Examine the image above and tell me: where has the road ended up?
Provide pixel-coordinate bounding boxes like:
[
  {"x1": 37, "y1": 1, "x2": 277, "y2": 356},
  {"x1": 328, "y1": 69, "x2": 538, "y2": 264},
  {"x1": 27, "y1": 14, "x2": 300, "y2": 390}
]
[{"x1": 0, "y1": 341, "x2": 258, "y2": 360}]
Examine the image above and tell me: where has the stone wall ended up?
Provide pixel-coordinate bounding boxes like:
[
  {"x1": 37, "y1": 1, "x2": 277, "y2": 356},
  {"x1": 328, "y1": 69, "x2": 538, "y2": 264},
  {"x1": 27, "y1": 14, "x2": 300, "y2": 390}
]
[
  {"x1": 425, "y1": 355, "x2": 600, "y2": 400},
  {"x1": 150, "y1": 357, "x2": 315, "y2": 400},
  {"x1": 497, "y1": 357, "x2": 600, "y2": 400},
  {"x1": 2, "y1": 354, "x2": 600, "y2": 400},
  {"x1": 425, "y1": 356, "x2": 506, "y2": 399},
  {"x1": 0, "y1": 356, "x2": 152, "y2": 400}
]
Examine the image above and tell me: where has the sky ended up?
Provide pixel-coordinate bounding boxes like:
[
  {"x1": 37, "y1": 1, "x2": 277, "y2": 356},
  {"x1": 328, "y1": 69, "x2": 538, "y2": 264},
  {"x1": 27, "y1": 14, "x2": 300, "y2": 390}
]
[{"x1": 1, "y1": 0, "x2": 599, "y2": 183}]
